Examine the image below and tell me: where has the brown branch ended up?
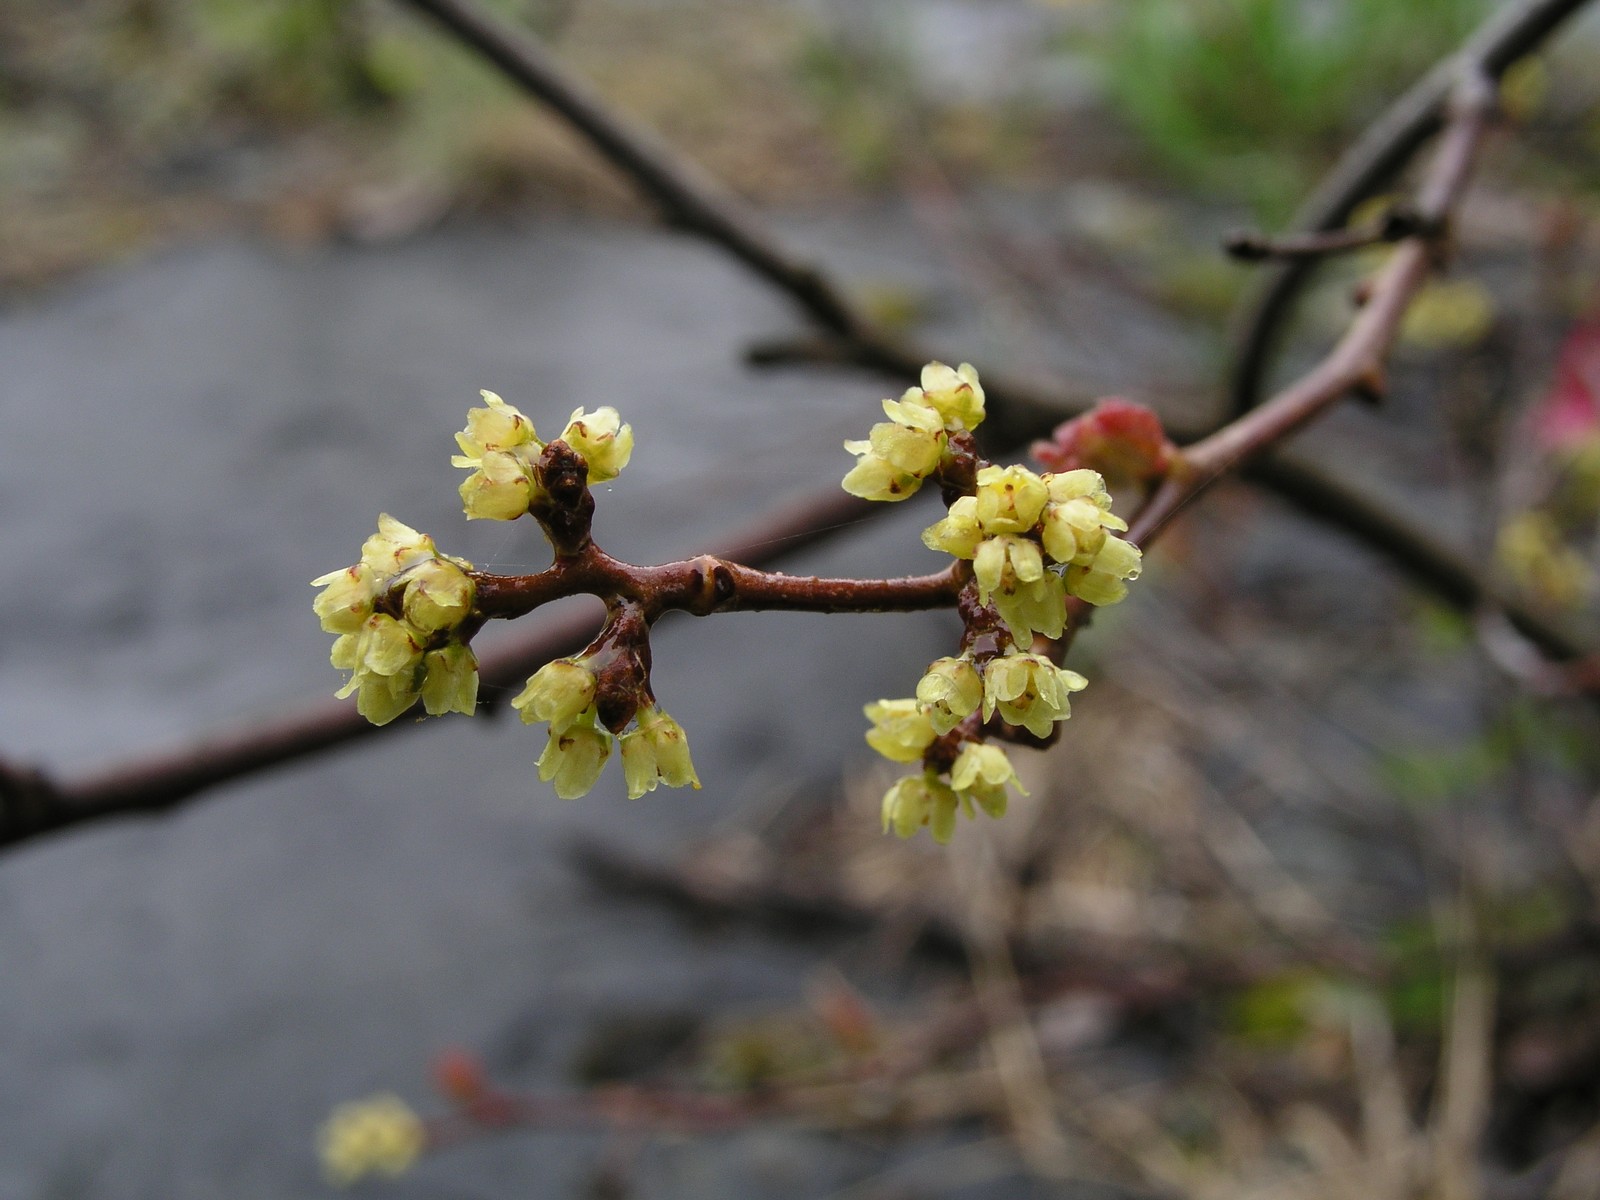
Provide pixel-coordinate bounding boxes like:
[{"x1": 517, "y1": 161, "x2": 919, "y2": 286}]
[
  {"x1": 1223, "y1": 206, "x2": 1432, "y2": 262},
  {"x1": 471, "y1": 546, "x2": 963, "y2": 622},
  {"x1": 1226, "y1": 0, "x2": 1594, "y2": 418}
]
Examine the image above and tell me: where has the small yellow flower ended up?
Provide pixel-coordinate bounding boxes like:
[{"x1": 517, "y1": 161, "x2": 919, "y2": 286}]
[
  {"x1": 1497, "y1": 510, "x2": 1591, "y2": 609},
  {"x1": 352, "y1": 613, "x2": 423, "y2": 678},
  {"x1": 1065, "y1": 535, "x2": 1142, "y2": 606},
  {"x1": 921, "y1": 496, "x2": 984, "y2": 558},
  {"x1": 311, "y1": 564, "x2": 378, "y2": 635},
  {"x1": 511, "y1": 659, "x2": 597, "y2": 733},
  {"x1": 863, "y1": 698, "x2": 939, "y2": 764},
  {"x1": 915, "y1": 656, "x2": 983, "y2": 735},
  {"x1": 1040, "y1": 470, "x2": 1124, "y2": 566},
  {"x1": 982, "y1": 650, "x2": 1086, "y2": 738},
  {"x1": 973, "y1": 465, "x2": 1049, "y2": 535},
  {"x1": 950, "y1": 742, "x2": 1026, "y2": 819},
  {"x1": 402, "y1": 558, "x2": 475, "y2": 633},
  {"x1": 452, "y1": 392, "x2": 543, "y2": 521},
  {"x1": 352, "y1": 670, "x2": 422, "y2": 727},
  {"x1": 452, "y1": 389, "x2": 539, "y2": 463},
  {"x1": 318, "y1": 1093, "x2": 426, "y2": 1187},
  {"x1": 559, "y1": 406, "x2": 634, "y2": 483},
  {"x1": 537, "y1": 719, "x2": 613, "y2": 799},
  {"x1": 420, "y1": 645, "x2": 479, "y2": 717},
  {"x1": 360, "y1": 514, "x2": 436, "y2": 578},
  {"x1": 992, "y1": 574, "x2": 1068, "y2": 642},
  {"x1": 618, "y1": 706, "x2": 701, "y2": 798},
  {"x1": 911, "y1": 361, "x2": 986, "y2": 432},
  {"x1": 972, "y1": 535, "x2": 1045, "y2": 602},
  {"x1": 881, "y1": 771, "x2": 960, "y2": 842},
  {"x1": 459, "y1": 448, "x2": 536, "y2": 521},
  {"x1": 842, "y1": 397, "x2": 946, "y2": 502}
]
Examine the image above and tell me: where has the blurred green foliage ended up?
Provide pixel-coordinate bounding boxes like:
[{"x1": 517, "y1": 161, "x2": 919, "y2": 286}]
[{"x1": 1091, "y1": 0, "x2": 1491, "y2": 221}]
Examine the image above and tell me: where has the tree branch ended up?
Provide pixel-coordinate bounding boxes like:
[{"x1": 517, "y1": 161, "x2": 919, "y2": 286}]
[
  {"x1": 1135, "y1": 72, "x2": 1502, "y2": 548},
  {"x1": 1225, "y1": 0, "x2": 1593, "y2": 418}
]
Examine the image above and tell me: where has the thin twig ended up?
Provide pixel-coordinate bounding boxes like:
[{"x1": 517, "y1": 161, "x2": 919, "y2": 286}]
[
  {"x1": 1133, "y1": 72, "x2": 1502, "y2": 549},
  {"x1": 1226, "y1": 0, "x2": 1593, "y2": 418}
]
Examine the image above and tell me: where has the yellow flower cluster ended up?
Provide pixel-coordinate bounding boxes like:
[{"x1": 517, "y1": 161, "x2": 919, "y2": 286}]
[
  {"x1": 866, "y1": 646, "x2": 1085, "y2": 842},
  {"x1": 511, "y1": 660, "x2": 699, "y2": 799},
  {"x1": 312, "y1": 514, "x2": 479, "y2": 725},
  {"x1": 453, "y1": 390, "x2": 634, "y2": 521},
  {"x1": 842, "y1": 362, "x2": 985, "y2": 502},
  {"x1": 924, "y1": 466, "x2": 1142, "y2": 641},
  {"x1": 317, "y1": 1094, "x2": 426, "y2": 1186}
]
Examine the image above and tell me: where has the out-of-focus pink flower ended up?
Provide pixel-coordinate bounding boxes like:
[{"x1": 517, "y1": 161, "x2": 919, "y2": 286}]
[
  {"x1": 1536, "y1": 320, "x2": 1600, "y2": 450},
  {"x1": 1031, "y1": 398, "x2": 1174, "y2": 487}
]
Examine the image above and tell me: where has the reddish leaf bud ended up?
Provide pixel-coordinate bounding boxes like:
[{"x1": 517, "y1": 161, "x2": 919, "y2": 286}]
[
  {"x1": 1031, "y1": 399, "x2": 1174, "y2": 487},
  {"x1": 432, "y1": 1047, "x2": 488, "y2": 1104}
]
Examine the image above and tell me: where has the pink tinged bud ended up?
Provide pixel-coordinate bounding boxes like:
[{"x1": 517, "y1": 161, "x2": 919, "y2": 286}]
[
  {"x1": 537, "y1": 722, "x2": 612, "y2": 799},
  {"x1": 1032, "y1": 398, "x2": 1173, "y2": 487},
  {"x1": 1534, "y1": 321, "x2": 1600, "y2": 450}
]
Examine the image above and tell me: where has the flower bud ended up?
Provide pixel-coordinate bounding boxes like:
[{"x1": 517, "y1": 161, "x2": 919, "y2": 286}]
[
  {"x1": 318, "y1": 1094, "x2": 426, "y2": 1187},
  {"x1": 537, "y1": 720, "x2": 612, "y2": 799},
  {"x1": 863, "y1": 699, "x2": 939, "y2": 764},
  {"x1": 921, "y1": 496, "x2": 983, "y2": 558},
  {"x1": 974, "y1": 465, "x2": 1048, "y2": 535},
  {"x1": 881, "y1": 771, "x2": 960, "y2": 842},
  {"x1": 402, "y1": 559, "x2": 475, "y2": 633},
  {"x1": 454, "y1": 390, "x2": 538, "y2": 462},
  {"x1": 913, "y1": 361, "x2": 986, "y2": 432},
  {"x1": 559, "y1": 406, "x2": 634, "y2": 483},
  {"x1": 916, "y1": 657, "x2": 983, "y2": 735},
  {"x1": 459, "y1": 449, "x2": 536, "y2": 521},
  {"x1": 619, "y1": 706, "x2": 701, "y2": 798},
  {"x1": 511, "y1": 660, "x2": 596, "y2": 733},
  {"x1": 421, "y1": 645, "x2": 479, "y2": 717},
  {"x1": 311, "y1": 564, "x2": 378, "y2": 635},
  {"x1": 360, "y1": 514, "x2": 436, "y2": 578},
  {"x1": 982, "y1": 650, "x2": 1086, "y2": 738},
  {"x1": 950, "y1": 742, "x2": 1026, "y2": 819}
]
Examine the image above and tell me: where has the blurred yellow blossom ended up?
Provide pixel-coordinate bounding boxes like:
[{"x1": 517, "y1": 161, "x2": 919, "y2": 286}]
[{"x1": 318, "y1": 1094, "x2": 426, "y2": 1187}]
